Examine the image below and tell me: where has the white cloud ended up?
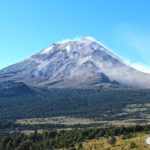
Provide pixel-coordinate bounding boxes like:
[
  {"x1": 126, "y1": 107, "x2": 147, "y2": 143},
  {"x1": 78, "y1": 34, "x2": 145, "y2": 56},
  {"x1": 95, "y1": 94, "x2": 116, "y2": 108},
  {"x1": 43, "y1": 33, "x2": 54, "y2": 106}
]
[
  {"x1": 130, "y1": 63, "x2": 150, "y2": 74},
  {"x1": 94, "y1": 33, "x2": 150, "y2": 74},
  {"x1": 112, "y1": 23, "x2": 150, "y2": 73}
]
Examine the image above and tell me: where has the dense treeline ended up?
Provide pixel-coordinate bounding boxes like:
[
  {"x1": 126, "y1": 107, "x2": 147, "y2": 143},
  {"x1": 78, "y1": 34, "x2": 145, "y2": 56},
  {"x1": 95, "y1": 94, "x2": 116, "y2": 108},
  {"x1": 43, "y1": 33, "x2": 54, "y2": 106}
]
[
  {"x1": 0, "y1": 125, "x2": 150, "y2": 150},
  {"x1": 0, "y1": 88, "x2": 150, "y2": 133},
  {"x1": 0, "y1": 81, "x2": 34, "y2": 97},
  {"x1": 0, "y1": 88, "x2": 150, "y2": 121}
]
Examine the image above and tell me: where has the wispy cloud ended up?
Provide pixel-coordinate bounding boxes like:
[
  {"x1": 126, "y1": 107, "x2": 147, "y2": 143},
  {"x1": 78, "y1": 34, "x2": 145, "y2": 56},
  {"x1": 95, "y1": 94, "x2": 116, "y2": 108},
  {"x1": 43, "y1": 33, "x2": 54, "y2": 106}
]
[
  {"x1": 112, "y1": 23, "x2": 150, "y2": 73},
  {"x1": 124, "y1": 59, "x2": 150, "y2": 73},
  {"x1": 130, "y1": 63, "x2": 150, "y2": 73},
  {"x1": 115, "y1": 24, "x2": 150, "y2": 60}
]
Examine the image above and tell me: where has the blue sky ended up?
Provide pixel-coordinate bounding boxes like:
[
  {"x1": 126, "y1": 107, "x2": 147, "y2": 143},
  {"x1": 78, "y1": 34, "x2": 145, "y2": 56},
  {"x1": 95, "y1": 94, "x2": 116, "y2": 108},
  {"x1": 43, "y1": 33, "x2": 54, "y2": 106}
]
[{"x1": 0, "y1": 0, "x2": 150, "y2": 72}]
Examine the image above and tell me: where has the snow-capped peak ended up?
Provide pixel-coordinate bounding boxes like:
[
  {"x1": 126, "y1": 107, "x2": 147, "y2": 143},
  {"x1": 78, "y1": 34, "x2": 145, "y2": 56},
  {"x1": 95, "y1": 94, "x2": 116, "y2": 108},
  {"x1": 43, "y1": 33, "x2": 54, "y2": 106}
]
[
  {"x1": 1, "y1": 37, "x2": 150, "y2": 89},
  {"x1": 58, "y1": 36, "x2": 96, "y2": 44},
  {"x1": 39, "y1": 37, "x2": 100, "y2": 56}
]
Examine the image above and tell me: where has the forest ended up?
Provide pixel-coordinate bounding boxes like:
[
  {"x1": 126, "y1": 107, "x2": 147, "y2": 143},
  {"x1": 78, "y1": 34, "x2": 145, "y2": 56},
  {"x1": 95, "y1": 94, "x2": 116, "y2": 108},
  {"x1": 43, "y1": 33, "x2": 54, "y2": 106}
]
[
  {"x1": 0, "y1": 87, "x2": 150, "y2": 128},
  {"x1": 0, "y1": 124, "x2": 150, "y2": 150}
]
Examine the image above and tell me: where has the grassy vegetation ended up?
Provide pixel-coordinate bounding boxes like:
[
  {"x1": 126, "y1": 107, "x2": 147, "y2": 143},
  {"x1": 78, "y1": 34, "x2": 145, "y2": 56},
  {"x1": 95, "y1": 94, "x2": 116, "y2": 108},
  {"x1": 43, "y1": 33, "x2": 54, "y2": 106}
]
[
  {"x1": 79, "y1": 133, "x2": 150, "y2": 150},
  {"x1": 16, "y1": 117, "x2": 97, "y2": 125}
]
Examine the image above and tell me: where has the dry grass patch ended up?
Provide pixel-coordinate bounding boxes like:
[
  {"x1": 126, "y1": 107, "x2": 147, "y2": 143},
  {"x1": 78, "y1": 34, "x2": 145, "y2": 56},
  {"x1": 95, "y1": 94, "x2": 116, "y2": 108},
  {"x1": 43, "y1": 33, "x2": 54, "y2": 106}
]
[{"x1": 77, "y1": 133, "x2": 150, "y2": 150}]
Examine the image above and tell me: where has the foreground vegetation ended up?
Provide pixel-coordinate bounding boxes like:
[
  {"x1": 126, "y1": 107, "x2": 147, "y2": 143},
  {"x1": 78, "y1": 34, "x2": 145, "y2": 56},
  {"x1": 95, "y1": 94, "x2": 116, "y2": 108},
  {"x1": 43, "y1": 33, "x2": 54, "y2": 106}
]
[
  {"x1": 0, "y1": 125, "x2": 150, "y2": 150},
  {"x1": 81, "y1": 132, "x2": 149, "y2": 150}
]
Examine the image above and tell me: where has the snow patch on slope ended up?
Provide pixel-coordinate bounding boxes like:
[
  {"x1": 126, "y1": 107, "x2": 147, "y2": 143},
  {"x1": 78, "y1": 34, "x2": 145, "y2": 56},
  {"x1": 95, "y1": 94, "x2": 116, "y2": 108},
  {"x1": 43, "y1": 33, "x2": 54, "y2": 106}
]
[
  {"x1": 41, "y1": 46, "x2": 54, "y2": 54},
  {"x1": 78, "y1": 56, "x2": 92, "y2": 65}
]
